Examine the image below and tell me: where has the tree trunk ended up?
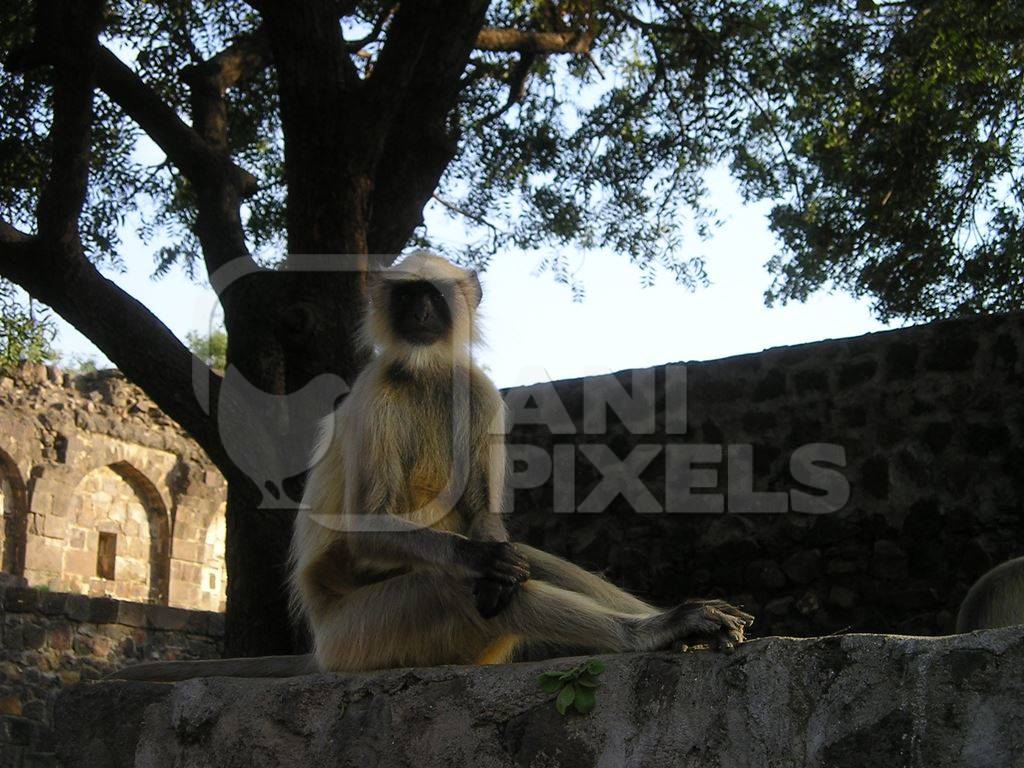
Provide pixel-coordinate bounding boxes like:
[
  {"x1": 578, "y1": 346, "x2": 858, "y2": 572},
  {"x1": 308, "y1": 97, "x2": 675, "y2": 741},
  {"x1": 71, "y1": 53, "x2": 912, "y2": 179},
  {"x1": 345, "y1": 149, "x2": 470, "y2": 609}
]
[
  {"x1": 223, "y1": 488, "x2": 299, "y2": 654},
  {"x1": 220, "y1": 266, "x2": 369, "y2": 656}
]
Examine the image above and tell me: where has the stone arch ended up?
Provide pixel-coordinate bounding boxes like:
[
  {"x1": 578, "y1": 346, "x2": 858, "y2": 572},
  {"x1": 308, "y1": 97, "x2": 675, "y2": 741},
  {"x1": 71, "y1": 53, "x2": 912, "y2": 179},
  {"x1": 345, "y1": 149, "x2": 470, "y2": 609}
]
[
  {"x1": 62, "y1": 461, "x2": 171, "y2": 604},
  {"x1": 67, "y1": 439, "x2": 177, "y2": 518},
  {"x1": 0, "y1": 449, "x2": 28, "y2": 576}
]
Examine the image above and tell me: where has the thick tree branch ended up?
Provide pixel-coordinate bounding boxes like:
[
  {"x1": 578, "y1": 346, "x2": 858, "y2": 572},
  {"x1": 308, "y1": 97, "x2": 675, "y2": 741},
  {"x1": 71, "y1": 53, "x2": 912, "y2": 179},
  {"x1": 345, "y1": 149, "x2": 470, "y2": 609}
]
[
  {"x1": 91, "y1": 48, "x2": 258, "y2": 277},
  {"x1": 172, "y1": 21, "x2": 600, "y2": 102},
  {"x1": 0, "y1": 222, "x2": 240, "y2": 484},
  {"x1": 474, "y1": 27, "x2": 597, "y2": 54},
  {"x1": 0, "y1": 222, "x2": 30, "y2": 245},
  {"x1": 29, "y1": 0, "x2": 103, "y2": 245},
  {"x1": 181, "y1": 29, "x2": 271, "y2": 95},
  {"x1": 361, "y1": 1, "x2": 492, "y2": 254},
  {"x1": 94, "y1": 47, "x2": 257, "y2": 198},
  {"x1": 181, "y1": 30, "x2": 270, "y2": 150},
  {"x1": 260, "y1": 0, "x2": 366, "y2": 255}
]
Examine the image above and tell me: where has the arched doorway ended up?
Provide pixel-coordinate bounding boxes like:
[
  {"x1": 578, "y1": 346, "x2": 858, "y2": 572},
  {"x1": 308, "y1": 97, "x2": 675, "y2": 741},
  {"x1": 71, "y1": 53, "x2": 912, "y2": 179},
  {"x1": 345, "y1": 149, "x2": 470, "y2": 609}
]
[
  {"x1": 0, "y1": 450, "x2": 27, "y2": 576},
  {"x1": 62, "y1": 461, "x2": 171, "y2": 604}
]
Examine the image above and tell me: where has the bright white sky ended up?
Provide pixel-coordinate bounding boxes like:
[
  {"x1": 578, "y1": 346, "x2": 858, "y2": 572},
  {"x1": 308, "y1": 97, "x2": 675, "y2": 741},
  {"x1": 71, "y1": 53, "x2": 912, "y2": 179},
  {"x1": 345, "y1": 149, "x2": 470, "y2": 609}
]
[{"x1": 53, "y1": 163, "x2": 900, "y2": 389}]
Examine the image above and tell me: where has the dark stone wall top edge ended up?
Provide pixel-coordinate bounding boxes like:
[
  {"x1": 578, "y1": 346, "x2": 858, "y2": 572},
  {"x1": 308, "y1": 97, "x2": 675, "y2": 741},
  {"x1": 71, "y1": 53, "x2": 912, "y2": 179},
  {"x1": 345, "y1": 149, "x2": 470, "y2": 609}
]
[
  {"x1": 500, "y1": 308, "x2": 1024, "y2": 391},
  {"x1": 0, "y1": 582, "x2": 224, "y2": 637}
]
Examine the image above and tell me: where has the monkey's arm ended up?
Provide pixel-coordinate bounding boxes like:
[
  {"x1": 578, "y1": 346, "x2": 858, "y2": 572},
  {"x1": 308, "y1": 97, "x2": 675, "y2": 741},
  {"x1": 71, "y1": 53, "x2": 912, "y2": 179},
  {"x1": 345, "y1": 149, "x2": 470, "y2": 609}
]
[
  {"x1": 459, "y1": 427, "x2": 529, "y2": 618},
  {"x1": 343, "y1": 513, "x2": 529, "y2": 585}
]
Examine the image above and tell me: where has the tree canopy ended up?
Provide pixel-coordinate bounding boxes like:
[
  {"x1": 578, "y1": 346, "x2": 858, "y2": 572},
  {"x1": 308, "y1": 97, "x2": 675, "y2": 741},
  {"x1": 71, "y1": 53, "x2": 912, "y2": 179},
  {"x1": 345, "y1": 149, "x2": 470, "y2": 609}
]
[
  {"x1": 2, "y1": 1, "x2": 1022, "y2": 323},
  {"x1": 186, "y1": 327, "x2": 227, "y2": 372},
  {"x1": 0, "y1": 284, "x2": 53, "y2": 368}
]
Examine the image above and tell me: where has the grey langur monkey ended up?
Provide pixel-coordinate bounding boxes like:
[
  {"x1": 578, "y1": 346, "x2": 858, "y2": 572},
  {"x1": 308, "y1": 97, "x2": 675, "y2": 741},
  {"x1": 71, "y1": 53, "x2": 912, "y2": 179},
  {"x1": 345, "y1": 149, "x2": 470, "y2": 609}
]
[
  {"x1": 956, "y1": 556, "x2": 1024, "y2": 632},
  {"x1": 111, "y1": 251, "x2": 753, "y2": 680}
]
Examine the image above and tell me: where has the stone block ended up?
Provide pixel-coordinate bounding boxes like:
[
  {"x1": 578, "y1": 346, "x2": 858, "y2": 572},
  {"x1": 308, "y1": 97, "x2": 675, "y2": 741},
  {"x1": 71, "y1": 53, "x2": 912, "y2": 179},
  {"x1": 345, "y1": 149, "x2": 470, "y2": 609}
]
[
  {"x1": 114, "y1": 601, "x2": 146, "y2": 628},
  {"x1": 146, "y1": 605, "x2": 191, "y2": 632},
  {"x1": 46, "y1": 624, "x2": 72, "y2": 652},
  {"x1": 207, "y1": 613, "x2": 225, "y2": 637},
  {"x1": 31, "y1": 492, "x2": 55, "y2": 518},
  {"x1": 0, "y1": 695, "x2": 22, "y2": 717},
  {"x1": 88, "y1": 598, "x2": 119, "y2": 625},
  {"x1": 64, "y1": 595, "x2": 91, "y2": 623},
  {"x1": 1, "y1": 714, "x2": 34, "y2": 746},
  {"x1": 62, "y1": 550, "x2": 95, "y2": 579},
  {"x1": 173, "y1": 542, "x2": 201, "y2": 564},
  {"x1": 24, "y1": 538, "x2": 63, "y2": 576},
  {"x1": 837, "y1": 359, "x2": 878, "y2": 389},
  {"x1": 2, "y1": 588, "x2": 39, "y2": 613},
  {"x1": 37, "y1": 591, "x2": 67, "y2": 617},
  {"x1": 41, "y1": 514, "x2": 67, "y2": 540},
  {"x1": 828, "y1": 586, "x2": 859, "y2": 609},
  {"x1": 782, "y1": 550, "x2": 822, "y2": 585},
  {"x1": 21, "y1": 623, "x2": 45, "y2": 651}
]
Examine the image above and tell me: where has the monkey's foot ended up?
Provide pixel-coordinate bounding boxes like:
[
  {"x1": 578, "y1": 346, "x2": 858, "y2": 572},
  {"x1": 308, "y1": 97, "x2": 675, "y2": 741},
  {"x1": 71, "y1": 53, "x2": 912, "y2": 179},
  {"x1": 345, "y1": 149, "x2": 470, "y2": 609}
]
[{"x1": 669, "y1": 599, "x2": 755, "y2": 653}]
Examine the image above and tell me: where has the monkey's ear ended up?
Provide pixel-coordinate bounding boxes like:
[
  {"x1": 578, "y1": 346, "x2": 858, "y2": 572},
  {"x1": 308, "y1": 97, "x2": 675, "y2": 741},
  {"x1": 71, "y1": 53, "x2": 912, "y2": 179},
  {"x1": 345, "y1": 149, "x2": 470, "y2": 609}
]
[{"x1": 467, "y1": 270, "x2": 483, "y2": 307}]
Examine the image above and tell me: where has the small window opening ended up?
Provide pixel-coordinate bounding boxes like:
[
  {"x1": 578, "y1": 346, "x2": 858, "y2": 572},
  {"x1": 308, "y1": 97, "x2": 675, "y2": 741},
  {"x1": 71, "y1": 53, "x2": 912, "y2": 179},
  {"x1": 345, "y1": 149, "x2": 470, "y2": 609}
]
[{"x1": 97, "y1": 532, "x2": 117, "y2": 580}]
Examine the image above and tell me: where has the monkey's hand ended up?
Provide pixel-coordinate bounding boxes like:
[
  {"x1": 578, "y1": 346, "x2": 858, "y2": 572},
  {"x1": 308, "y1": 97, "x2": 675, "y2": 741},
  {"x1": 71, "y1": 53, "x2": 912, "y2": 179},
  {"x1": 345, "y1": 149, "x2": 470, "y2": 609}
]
[
  {"x1": 460, "y1": 540, "x2": 531, "y2": 585},
  {"x1": 473, "y1": 578, "x2": 520, "y2": 619}
]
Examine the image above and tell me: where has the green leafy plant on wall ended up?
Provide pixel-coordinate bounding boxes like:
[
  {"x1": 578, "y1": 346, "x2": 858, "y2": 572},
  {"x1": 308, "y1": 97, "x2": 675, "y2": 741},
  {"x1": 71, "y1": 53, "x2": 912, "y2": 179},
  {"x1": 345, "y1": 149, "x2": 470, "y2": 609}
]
[
  {"x1": 538, "y1": 658, "x2": 604, "y2": 715},
  {"x1": 1, "y1": 281, "x2": 55, "y2": 371}
]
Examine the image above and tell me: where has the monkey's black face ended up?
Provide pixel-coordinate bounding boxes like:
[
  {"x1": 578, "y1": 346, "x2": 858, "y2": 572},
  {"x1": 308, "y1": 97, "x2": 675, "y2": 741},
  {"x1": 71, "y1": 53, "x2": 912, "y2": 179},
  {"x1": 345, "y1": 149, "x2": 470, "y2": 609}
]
[{"x1": 389, "y1": 280, "x2": 453, "y2": 345}]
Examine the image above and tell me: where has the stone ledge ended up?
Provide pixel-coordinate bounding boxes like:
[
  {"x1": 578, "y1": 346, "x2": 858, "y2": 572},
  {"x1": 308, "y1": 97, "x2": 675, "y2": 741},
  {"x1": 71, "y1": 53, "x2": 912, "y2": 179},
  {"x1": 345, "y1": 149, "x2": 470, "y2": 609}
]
[
  {"x1": 54, "y1": 628, "x2": 1024, "y2": 767},
  {"x1": 0, "y1": 585, "x2": 224, "y2": 638}
]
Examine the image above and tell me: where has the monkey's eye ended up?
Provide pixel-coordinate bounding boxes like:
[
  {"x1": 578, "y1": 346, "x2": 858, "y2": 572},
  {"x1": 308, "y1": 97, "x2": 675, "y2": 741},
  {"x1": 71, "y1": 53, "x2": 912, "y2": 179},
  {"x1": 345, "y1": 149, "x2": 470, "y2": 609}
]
[{"x1": 435, "y1": 282, "x2": 455, "y2": 304}]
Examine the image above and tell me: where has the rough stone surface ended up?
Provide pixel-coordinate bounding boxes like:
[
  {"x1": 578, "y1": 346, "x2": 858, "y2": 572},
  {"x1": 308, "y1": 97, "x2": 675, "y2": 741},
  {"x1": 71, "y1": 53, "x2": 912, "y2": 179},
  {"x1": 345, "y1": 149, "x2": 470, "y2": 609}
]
[{"x1": 53, "y1": 628, "x2": 1024, "y2": 768}]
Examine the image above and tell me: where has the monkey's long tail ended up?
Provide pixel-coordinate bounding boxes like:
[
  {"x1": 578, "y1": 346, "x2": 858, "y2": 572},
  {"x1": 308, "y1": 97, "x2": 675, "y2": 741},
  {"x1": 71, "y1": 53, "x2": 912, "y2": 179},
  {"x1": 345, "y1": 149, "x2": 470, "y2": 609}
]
[{"x1": 105, "y1": 653, "x2": 318, "y2": 682}]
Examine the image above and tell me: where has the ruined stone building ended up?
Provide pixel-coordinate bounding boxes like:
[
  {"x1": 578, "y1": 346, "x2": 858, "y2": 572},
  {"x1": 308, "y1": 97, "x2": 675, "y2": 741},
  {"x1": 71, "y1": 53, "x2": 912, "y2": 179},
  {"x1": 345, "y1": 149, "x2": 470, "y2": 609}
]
[{"x1": 0, "y1": 363, "x2": 227, "y2": 612}]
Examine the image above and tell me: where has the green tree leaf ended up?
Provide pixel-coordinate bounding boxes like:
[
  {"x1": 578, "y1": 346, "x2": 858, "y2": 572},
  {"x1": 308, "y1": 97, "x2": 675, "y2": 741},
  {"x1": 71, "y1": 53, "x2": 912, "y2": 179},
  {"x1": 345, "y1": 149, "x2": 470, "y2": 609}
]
[
  {"x1": 555, "y1": 683, "x2": 576, "y2": 715},
  {"x1": 539, "y1": 675, "x2": 563, "y2": 694},
  {"x1": 185, "y1": 328, "x2": 228, "y2": 372},
  {"x1": 573, "y1": 686, "x2": 596, "y2": 714}
]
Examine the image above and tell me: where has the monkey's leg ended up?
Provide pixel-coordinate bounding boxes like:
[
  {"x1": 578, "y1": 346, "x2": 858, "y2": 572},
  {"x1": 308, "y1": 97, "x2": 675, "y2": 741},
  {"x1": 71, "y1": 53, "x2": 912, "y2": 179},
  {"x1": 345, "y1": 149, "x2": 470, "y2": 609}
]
[
  {"x1": 515, "y1": 543, "x2": 656, "y2": 615},
  {"x1": 312, "y1": 572, "x2": 497, "y2": 671},
  {"x1": 514, "y1": 544, "x2": 754, "y2": 652},
  {"x1": 503, "y1": 580, "x2": 751, "y2": 653},
  {"x1": 313, "y1": 573, "x2": 752, "y2": 671}
]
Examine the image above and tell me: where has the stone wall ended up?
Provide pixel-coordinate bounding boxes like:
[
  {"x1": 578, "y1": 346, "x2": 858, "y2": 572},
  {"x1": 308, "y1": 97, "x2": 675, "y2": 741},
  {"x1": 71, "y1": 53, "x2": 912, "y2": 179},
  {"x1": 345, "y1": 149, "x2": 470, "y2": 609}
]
[
  {"x1": 0, "y1": 366, "x2": 227, "y2": 613},
  {"x1": 52, "y1": 627, "x2": 1024, "y2": 768},
  {"x1": 0, "y1": 575, "x2": 223, "y2": 768},
  {"x1": 504, "y1": 310, "x2": 1024, "y2": 638}
]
